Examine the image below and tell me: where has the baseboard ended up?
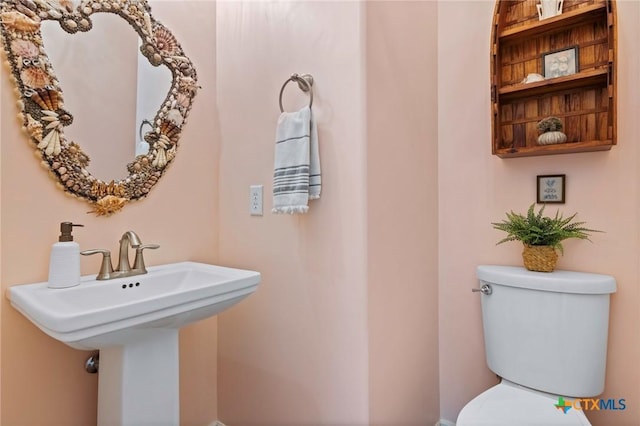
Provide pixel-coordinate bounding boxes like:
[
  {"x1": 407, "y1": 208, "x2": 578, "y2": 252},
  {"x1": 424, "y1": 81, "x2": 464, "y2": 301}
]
[{"x1": 209, "y1": 421, "x2": 227, "y2": 426}]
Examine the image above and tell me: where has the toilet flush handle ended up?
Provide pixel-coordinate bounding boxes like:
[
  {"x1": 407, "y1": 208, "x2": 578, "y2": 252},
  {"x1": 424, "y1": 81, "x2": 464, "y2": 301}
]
[{"x1": 472, "y1": 284, "x2": 492, "y2": 295}]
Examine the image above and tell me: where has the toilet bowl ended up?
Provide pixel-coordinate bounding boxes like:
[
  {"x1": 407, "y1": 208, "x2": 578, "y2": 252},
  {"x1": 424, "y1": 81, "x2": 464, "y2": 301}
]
[
  {"x1": 457, "y1": 265, "x2": 616, "y2": 426},
  {"x1": 457, "y1": 380, "x2": 591, "y2": 425}
]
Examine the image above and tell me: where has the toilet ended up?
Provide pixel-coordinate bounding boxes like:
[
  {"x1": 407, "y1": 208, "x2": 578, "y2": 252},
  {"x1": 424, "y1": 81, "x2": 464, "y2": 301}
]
[{"x1": 457, "y1": 265, "x2": 616, "y2": 425}]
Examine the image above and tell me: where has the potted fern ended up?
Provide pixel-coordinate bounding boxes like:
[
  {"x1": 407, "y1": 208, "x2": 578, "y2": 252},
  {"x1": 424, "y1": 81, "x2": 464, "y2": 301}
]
[{"x1": 492, "y1": 204, "x2": 600, "y2": 272}]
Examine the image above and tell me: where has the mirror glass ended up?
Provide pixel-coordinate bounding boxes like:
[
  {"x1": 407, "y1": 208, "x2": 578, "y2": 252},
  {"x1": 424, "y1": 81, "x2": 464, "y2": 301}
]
[
  {"x1": 135, "y1": 39, "x2": 172, "y2": 157},
  {"x1": 0, "y1": 0, "x2": 198, "y2": 215},
  {"x1": 41, "y1": 15, "x2": 138, "y2": 181}
]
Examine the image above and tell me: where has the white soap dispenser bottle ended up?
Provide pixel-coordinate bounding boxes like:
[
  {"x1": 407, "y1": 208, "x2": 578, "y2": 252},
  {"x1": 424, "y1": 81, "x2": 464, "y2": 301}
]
[{"x1": 47, "y1": 222, "x2": 84, "y2": 289}]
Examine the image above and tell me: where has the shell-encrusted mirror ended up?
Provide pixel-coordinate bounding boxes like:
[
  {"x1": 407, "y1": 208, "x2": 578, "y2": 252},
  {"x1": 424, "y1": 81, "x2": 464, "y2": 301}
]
[{"x1": 0, "y1": 0, "x2": 198, "y2": 215}]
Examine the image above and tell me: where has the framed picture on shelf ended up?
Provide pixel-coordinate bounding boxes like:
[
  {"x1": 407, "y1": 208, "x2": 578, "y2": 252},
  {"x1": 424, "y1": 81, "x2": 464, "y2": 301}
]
[
  {"x1": 537, "y1": 174, "x2": 565, "y2": 204},
  {"x1": 543, "y1": 47, "x2": 579, "y2": 79}
]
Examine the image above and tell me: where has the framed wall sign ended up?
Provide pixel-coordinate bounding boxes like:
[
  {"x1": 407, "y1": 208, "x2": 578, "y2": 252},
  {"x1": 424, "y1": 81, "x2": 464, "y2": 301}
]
[
  {"x1": 537, "y1": 174, "x2": 565, "y2": 204},
  {"x1": 543, "y1": 47, "x2": 579, "y2": 79}
]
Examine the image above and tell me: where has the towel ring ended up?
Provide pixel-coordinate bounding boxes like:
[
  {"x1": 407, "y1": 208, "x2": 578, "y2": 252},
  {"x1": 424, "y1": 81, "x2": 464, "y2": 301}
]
[
  {"x1": 279, "y1": 73, "x2": 314, "y2": 113},
  {"x1": 138, "y1": 118, "x2": 153, "y2": 141}
]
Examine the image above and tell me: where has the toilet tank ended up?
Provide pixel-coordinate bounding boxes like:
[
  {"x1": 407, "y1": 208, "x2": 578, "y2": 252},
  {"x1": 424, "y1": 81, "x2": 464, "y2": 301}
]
[{"x1": 477, "y1": 265, "x2": 616, "y2": 397}]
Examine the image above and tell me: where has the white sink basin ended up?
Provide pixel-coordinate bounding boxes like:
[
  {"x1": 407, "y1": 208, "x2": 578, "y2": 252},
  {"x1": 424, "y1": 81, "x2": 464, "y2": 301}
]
[
  {"x1": 8, "y1": 261, "x2": 259, "y2": 425},
  {"x1": 8, "y1": 261, "x2": 260, "y2": 350}
]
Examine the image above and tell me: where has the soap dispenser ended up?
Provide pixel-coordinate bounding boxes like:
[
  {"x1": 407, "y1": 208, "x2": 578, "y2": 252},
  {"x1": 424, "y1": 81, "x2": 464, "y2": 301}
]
[{"x1": 47, "y1": 222, "x2": 84, "y2": 289}]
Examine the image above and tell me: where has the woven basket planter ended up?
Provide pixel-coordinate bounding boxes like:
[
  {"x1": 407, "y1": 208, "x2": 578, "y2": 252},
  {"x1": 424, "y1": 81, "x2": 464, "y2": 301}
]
[{"x1": 522, "y1": 244, "x2": 558, "y2": 272}]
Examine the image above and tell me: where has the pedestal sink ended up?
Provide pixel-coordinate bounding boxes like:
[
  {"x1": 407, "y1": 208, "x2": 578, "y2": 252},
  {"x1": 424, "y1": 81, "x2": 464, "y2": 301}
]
[{"x1": 8, "y1": 261, "x2": 260, "y2": 426}]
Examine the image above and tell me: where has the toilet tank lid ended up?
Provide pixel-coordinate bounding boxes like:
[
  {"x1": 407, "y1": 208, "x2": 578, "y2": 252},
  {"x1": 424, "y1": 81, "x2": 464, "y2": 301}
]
[{"x1": 477, "y1": 265, "x2": 616, "y2": 294}]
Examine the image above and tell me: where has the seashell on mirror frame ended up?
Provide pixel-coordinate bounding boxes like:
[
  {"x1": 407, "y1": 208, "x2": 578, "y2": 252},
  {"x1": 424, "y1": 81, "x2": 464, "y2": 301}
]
[{"x1": 0, "y1": 0, "x2": 199, "y2": 216}]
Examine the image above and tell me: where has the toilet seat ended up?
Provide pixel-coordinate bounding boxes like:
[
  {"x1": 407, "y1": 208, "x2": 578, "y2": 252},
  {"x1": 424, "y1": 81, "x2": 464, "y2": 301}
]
[{"x1": 456, "y1": 380, "x2": 592, "y2": 425}]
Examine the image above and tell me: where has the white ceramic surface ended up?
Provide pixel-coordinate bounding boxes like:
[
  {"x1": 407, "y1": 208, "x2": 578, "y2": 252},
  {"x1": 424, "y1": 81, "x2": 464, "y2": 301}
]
[
  {"x1": 8, "y1": 261, "x2": 260, "y2": 426},
  {"x1": 457, "y1": 381, "x2": 591, "y2": 425},
  {"x1": 459, "y1": 265, "x2": 616, "y2": 425},
  {"x1": 8, "y1": 261, "x2": 260, "y2": 349},
  {"x1": 478, "y1": 265, "x2": 615, "y2": 396}
]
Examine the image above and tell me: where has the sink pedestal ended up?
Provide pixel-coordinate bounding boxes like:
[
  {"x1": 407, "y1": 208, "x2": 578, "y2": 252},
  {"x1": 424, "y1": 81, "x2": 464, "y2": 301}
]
[
  {"x1": 98, "y1": 329, "x2": 180, "y2": 426},
  {"x1": 8, "y1": 261, "x2": 260, "y2": 426}
]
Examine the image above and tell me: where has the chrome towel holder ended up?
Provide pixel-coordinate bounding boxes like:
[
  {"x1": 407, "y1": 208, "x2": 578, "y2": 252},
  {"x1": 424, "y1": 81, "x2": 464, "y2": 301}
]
[{"x1": 279, "y1": 73, "x2": 314, "y2": 113}]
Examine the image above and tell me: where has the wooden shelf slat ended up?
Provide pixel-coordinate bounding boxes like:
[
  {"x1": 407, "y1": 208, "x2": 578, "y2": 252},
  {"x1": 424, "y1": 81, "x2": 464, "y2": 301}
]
[
  {"x1": 498, "y1": 68, "x2": 608, "y2": 100},
  {"x1": 495, "y1": 140, "x2": 613, "y2": 158},
  {"x1": 499, "y1": 3, "x2": 607, "y2": 41}
]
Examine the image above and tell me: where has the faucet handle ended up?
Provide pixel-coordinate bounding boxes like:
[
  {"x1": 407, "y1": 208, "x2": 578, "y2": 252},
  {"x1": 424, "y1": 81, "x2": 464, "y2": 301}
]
[
  {"x1": 133, "y1": 244, "x2": 160, "y2": 273},
  {"x1": 81, "y1": 249, "x2": 114, "y2": 280}
]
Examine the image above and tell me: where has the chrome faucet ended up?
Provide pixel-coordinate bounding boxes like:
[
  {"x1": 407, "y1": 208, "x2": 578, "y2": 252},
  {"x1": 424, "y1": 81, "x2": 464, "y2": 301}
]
[{"x1": 81, "y1": 231, "x2": 159, "y2": 280}]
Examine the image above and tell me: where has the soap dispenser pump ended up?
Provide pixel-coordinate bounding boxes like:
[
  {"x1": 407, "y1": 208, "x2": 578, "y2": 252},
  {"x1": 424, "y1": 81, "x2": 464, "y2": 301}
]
[{"x1": 47, "y1": 222, "x2": 84, "y2": 289}]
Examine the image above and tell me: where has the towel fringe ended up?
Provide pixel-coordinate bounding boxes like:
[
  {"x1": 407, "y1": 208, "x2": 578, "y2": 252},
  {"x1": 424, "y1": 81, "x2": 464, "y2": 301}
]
[{"x1": 272, "y1": 206, "x2": 309, "y2": 215}]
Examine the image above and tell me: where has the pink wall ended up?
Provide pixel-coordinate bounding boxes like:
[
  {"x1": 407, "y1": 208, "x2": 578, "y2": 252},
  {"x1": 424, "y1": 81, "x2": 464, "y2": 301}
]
[
  {"x1": 438, "y1": 1, "x2": 640, "y2": 425},
  {"x1": 215, "y1": 1, "x2": 370, "y2": 424},
  {"x1": 216, "y1": 2, "x2": 440, "y2": 424},
  {"x1": 0, "y1": 38, "x2": 4, "y2": 421},
  {"x1": 0, "y1": 1, "x2": 219, "y2": 425},
  {"x1": 366, "y1": 2, "x2": 439, "y2": 425},
  {"x1": 4, "y1": 1, "x2": 636, "y2": 425}
]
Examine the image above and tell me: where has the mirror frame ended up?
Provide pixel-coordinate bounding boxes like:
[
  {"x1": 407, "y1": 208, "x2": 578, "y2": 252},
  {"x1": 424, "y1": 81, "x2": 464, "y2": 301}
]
[{"x1": 0, "y1": 0, "x2": 198, "y2": 215}]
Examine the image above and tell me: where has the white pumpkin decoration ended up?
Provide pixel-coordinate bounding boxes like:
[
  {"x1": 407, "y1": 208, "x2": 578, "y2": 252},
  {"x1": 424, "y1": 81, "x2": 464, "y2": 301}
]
[{"x1": 537, "y1": 131, "x2": 567, "y2": 145}]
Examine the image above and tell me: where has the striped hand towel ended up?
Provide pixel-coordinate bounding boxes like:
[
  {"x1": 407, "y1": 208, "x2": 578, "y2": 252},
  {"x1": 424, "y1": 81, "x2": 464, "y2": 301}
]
[{"x1": 272, "y1": 106, "x2": 321, "y2": 214}]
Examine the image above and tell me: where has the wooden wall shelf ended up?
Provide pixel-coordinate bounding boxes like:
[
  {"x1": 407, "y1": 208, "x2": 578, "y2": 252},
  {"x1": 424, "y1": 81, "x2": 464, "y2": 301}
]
[
  {"x1": 491, "y1": 0, "x2": 617, "y2": 158},
  {"x1": 498, "y1": 69, "x2": 608, "y2": 99},
  {"x1": 498, "y1": 3, "x2": 607, "y2": 40},
  {"x1": 495, "y1": 140, "x2": 613, "y2": 158}
]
